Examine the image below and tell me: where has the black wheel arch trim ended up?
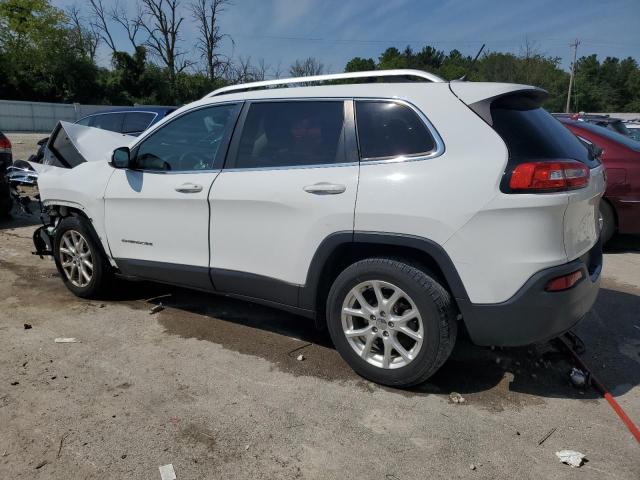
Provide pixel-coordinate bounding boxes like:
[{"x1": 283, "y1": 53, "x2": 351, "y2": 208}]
[{"x1": 299, "y1": 230, "x2": 470, "y2": 311}]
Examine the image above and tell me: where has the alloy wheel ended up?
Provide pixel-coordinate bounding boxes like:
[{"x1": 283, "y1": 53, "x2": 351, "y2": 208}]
[
  {"x1": 341, "y1": 280, "x2": 424, "y2": 369},
  {"x1": 59, "y1": 230, "x2": 94, "y2": 288}
]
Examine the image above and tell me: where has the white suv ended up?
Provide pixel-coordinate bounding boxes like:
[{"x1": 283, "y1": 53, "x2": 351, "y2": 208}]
[{"x1": 31, "y1": 70, "x2": 605, "y2": 387}]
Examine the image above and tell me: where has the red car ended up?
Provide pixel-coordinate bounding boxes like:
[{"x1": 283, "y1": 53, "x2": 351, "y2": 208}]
[{"x1": 560, "y1": 118, "x2": 640, "y2": 243}]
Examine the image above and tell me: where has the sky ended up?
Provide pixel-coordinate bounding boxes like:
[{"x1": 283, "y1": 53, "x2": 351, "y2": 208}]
[{"x1": 52, "y1": 0, "x2": 640, "y2": 76}]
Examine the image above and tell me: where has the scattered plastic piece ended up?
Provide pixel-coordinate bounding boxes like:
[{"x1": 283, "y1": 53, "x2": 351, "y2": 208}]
[
  {"x1": 449, "y1": 392, "x2": 465, "y2": 404},
  {"x1": 55, "y1": 338, "x2": 79, "y2": 343},
  {"x1": 296, "y1": 354, "x2": 305, "y2": 361},
  {"x1": 570, "y1": 367, "x2": 587, "y2": 388},
  {"x1": 159, "y1": 463, "x2": 176, "y2": 480},
  {"x1": 556, "y1": 450, "x2": 585, "y2": 468},
  {"x1": 469, "y1": 463, "x2": 476, "y2": 470},
  {"x1": 150, "y1": 304, "x2": 165, "y2": 315},
  {"x1": 24, "y1": 324, "x2": 32, "y2": 330}
]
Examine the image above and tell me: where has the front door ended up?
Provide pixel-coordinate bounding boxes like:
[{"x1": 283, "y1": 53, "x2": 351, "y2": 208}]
[
  {"x1": 209, "y1": 99, "x2": 359, "y2": 305},
  {"x1": 104, "y1": 103, "x2": 241, "y2": 289}
]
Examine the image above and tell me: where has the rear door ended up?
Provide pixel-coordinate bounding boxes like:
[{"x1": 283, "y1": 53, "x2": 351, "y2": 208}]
[
  {"x1": 104, "y1": 103, "x2": 241, "y2": 289},
  {"x1": 209, "y1": 99, "x2": 359, "y2": 305}
]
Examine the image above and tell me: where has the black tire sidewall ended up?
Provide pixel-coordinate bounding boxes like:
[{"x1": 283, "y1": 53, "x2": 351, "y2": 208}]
[
  {"x1": 327, "y1": 259, "x2": 451, "y2": 387},
  {"x1": 599, "y1": 200, "x2": 615, "y2": 244},
  {"x1": 53, "y1": 216, "x2": 109, "y2": 298}
]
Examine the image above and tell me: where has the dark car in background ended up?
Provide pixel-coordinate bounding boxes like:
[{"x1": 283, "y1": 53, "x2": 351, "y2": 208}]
[
  {"x1": 0, "y1": 131, "x2": 12, "y2": 216},
  {"x1": 560, "y1": 118, "x2": 640, "y2": 243},
  {"x1": 29, "y1": 106, "x2": 175, "y2": 164},
  {"x1": 74, "y1": 107, "x2": 176, "y2": 135},
  {"x1": 554, "y1": 113, "x2": 632, "y2": 137}
]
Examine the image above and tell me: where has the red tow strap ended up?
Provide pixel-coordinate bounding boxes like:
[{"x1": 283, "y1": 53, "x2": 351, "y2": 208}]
[{"x1": 560, "y1": 336, "x2": 640, "y2": 444}]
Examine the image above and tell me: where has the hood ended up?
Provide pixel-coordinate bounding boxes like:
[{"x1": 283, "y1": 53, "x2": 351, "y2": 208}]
[{"x1": 44, "y1": 121, "x2": 135, "y2": 167}]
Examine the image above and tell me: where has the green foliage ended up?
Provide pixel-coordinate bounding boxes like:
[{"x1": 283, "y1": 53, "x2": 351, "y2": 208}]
[
  {"x1": 344, "y1": 44, "x2": 640, "y2": 112},
  {"x1": 1, "y1": 0, "x2": 639, "y2": 112}
]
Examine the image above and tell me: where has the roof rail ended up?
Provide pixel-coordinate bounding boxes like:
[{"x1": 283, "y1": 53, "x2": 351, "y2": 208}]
[{"x1": 205, "y1": 69, "x2": 445, "y2": 98}]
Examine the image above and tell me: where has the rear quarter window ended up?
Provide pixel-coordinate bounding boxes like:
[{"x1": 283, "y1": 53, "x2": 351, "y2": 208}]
[
  {"x1": 355, "y1": 101, "x2": 436, "y2": 160},
  {"x1": 490, "y1": 95, "x2": 599, "y2": 168}
]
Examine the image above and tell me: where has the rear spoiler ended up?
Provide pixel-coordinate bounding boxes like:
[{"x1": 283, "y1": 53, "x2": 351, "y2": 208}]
[{"x1": 449, "y1": 82, "x2": 547, "y2": 125}]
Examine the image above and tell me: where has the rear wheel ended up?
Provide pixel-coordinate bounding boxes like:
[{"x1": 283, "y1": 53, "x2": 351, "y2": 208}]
[
  {"x1": 326, "y1": 258, "x2": 457, "y2": 387},
  {"x1": 54, "y1": 216, "x2": 113, "y2": 298},
  {"x1": 599, "y1": 200, "x2": 615, "y2": 244}
]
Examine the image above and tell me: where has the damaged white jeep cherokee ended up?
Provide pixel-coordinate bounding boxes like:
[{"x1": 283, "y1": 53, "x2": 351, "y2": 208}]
[{"x1": 30, "y1": 70, "x2": 605, "y2": 387}]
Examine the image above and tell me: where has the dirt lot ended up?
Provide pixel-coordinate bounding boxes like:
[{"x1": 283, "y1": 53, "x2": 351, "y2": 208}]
[{"x1": 1, "y1": 133, "x2": 639, "y2": 478}]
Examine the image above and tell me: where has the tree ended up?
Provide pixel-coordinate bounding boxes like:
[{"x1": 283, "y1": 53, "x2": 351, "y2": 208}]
[
  {"x1": 289, "y1": 57, "x2": 324, "y2": 77},
  {"x1": 66, "y1": 5, "x2": 99, "y2": 60},
  {"x1": 140, "y1": 0, "x2": 191, "y2": 97},
  {"x1": 87, "y1": 0, "x2": 117, "y2": 53},
  {"x1": 345, "y1": 57, "x2": 375, "y2": 72},
  {"x1": 190, "y1": 0, "x2": 231, "y2": 81}
]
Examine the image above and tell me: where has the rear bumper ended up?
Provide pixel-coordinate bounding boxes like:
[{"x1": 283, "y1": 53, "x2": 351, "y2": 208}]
[{"x1": 459, "y1": 239, "x2": 602, "y2": 346}]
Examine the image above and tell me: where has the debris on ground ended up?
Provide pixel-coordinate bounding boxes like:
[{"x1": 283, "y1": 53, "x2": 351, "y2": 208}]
[
  {"x1": 537, "y1": 427, "x2": 557, "y2": 446},
  {"x1": 469, "y1": 463, "x2": 476, "y2": 470},
  {"x1": 10, "y1": 381, "x2": 19, "y2": 386},
  {"x1": 296, "y1": 354, "x2": 305, "y2": 361},
  {"x1": 159, "y1": 463, "x2": 176, "y2": 480},
  {"x1": 57, "y1": 432, "x2": 70, "y2": 459},
  {"x1": 570, "y1": 368, "x2": 587, "y2": 388},
  {"x1": 54, "y1": 338, "x2": 79, "y2": 343},
  {"x1": 245, "y1": 444, "x2": 250, "y2": 450},
  {"x1": 35, "y1": 460, "x2": 48, "y2": 469},
  {"x1": 449, "y1": 392, "x2": 466, "y2": 404},
  {"x1": 24, "y1": 323, "x2": 32, "y2": 329},
  {"x1": 150, "y1": 303, "x2": 165, "y2": 315},
  {"x1": 556, "y1": 450, "x2": 586, "y2": 468}
]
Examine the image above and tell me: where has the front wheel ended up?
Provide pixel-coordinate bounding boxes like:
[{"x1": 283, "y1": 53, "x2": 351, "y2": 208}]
[
  {"x1": 326, "y1": 258, "x2": 457, "y2": 387},
  {"x1": 53, "y1": 216, "x2": 113, "y2": 298}
]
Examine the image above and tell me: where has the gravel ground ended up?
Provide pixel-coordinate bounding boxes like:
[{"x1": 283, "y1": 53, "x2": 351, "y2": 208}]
[
  {"x1": 0, "y1": 208, "x2": 639, "y2": 479},
  {"x1": 3, "y1": 133, "x2": 45, "y2": 161}
]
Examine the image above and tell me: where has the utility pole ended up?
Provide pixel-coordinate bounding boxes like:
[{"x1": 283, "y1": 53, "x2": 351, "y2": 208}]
[{"x1": 565, "y1": 39, "x2": 580, "y2": 113}]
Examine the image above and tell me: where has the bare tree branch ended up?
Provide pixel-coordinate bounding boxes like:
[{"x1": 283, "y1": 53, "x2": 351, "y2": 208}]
[
  {"x1": 140, "y1": 0, "x2": 190, "y2": 86},
  {"x1": 110, "y1": 0, "x2": 145, "y2": 50},
  {"x1": 66, "y1": 5, "x2": 100, "y2": 61},
  {"x1": 190, "y1": 0, "x2": 233, "y2": 80},
  {"x1": 289, "y1": 57, "x2": 324, "y2": 77},
  {"x1": 88, "y1": 0, "x2": 117, "y2": 54}
]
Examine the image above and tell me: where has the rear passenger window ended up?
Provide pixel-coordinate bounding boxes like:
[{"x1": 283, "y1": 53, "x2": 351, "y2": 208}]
[
  {"x1": 123, "y1": 112, "x2": 156, "y2": 134},
  {"x1": 356, "y1": 101, "x2": 435, "y2": 159},
  {"x1": 90, "y1": 113, "x2": 124, "y2": 133},
  {"x1": 235, "y1": 101, "x2": 345, "y2": 168}
]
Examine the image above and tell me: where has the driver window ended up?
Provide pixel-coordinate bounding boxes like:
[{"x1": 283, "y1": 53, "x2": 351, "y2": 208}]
[{"x1": 135, "y1": 104, "x2": 238, "y2": 171}]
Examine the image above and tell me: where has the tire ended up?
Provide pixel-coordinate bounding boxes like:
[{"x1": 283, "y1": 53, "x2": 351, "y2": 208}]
[
  {"x1": 599, "y1": 200, "x2": 615, "y2": 245},
  {"x1": 53, "y1": 216, "x2": 113, "y2": 298},
  {"x1": 0, "y1": 182, "x2": 12, "y2": 218},
  {"x1": 326, "y1": 258, "x2": 457, "y2": 387}
]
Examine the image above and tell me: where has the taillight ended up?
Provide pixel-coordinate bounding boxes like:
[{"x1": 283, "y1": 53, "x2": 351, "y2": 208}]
[
  {"x1": 0, "y1": 135, "x2": 11, "y2": 154},
  {"x1": 545, "y1": 270, "x2": 584, "y2": 292},
  {"x1": 508, "y1": 160, "x2": 589, "y2": 192}
]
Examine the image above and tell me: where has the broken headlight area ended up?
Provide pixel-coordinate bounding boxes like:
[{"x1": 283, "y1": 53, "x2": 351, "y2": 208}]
[
  {"x1": 31, "y1": 211, "x2": 63, "y2": 258},
  {"x1": 5, "y1": 160, "x2": 40, "y2": 212}
]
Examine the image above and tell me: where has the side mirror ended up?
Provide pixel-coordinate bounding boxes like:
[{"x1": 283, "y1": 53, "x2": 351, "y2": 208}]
[{"x1": 111, "y1": 147, "x2": 131, "y2": 169}]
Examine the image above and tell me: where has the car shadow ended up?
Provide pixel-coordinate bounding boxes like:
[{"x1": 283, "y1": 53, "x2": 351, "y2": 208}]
[
  {"x1": 0, "y1": 207, "x2": 42, "y2": 230},
  {"x1": 112, "y1": 278, "x2": 640, "y2": 403},
  {"x1": 605, "y1": 234, "x2": 640, "y2": 253}
]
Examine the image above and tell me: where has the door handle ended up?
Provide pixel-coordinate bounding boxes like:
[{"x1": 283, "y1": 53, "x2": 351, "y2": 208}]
[
  {"x1": 175, "y1": 183, "x2": 203, "y2": 193},
  {"x1": 303, "y1": 182, "x2": 346, "y2": 195}
]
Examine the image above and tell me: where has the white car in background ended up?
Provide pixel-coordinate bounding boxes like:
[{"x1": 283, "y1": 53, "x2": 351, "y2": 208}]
[{"x1": 29, "y1": 70, "x2": 605, "y2": 387}]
